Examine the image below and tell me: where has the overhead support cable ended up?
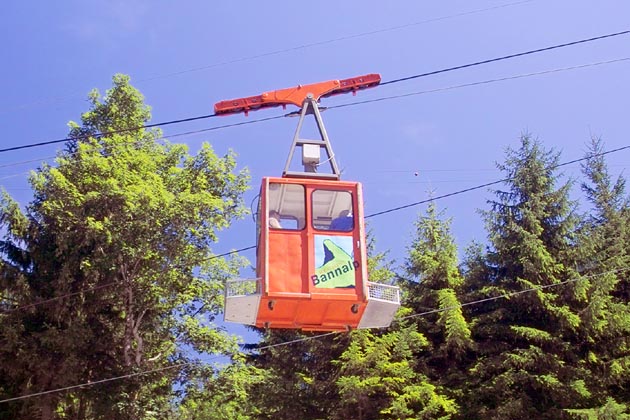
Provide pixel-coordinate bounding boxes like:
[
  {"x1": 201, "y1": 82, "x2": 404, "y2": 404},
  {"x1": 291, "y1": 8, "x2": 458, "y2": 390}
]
[
  {"x1": 0, "y1": 114, "x2": 283, "y2": 154},
  {"x1": 1, "y1": 29, "x2": 628, "y2": 155},
  {"x1": 334, "y1": 58, "x2": 630, "y2": 111},
  {"x1": 2, "y1": 1, "x2": 537, "y2": 115},
  {"x1": 138, "y1": 0, "x2": 537, "y2": 82},
  {"x1": 380, "y1": 29, "x2": 630, "y2": 85}
]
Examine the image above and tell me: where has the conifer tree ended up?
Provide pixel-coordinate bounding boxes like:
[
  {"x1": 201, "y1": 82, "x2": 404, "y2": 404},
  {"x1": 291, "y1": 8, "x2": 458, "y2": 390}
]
[
  {"x1": 401, "y1": 201, "x2": 472, "y2": 403},
  {"x1": 567, "y1": 397, "x2": 630, "y2": 420},
  {"x1": 333, "y1": 321, "x2": 457, "y2": 420},
  {"x1": 463, "y1": 135, "x2": 584, "y2": 419},
  {"x1": 175, "y1": 355, "x2": 267, "y2": 420},
  {"x1": 573, "y1": 137, "x2": 630, "y2": 410}
]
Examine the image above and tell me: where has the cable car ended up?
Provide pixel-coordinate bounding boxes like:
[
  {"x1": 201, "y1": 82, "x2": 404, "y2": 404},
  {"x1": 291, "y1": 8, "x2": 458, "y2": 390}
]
[{"x1": 219, "y1": 75, "x2": 400, "y2": 331}]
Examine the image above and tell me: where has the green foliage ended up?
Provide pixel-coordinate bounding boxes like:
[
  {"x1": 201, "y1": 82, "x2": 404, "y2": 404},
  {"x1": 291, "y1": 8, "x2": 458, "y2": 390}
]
[
  {"x1": 2, "y1": 91, "x2": 630, "y2": 420},
  {"x1": 403, "y1": 202, "x2": 472, "y2": 357},
  {"x1": 462, "y1": 135, "x2": 586, "y2": 419},
  {"x1": 566, "y1": 398, "x2": 630, "y2": 420},
  {"x1": 509, "y1": 325, "x2": 553, "y2": 345},
  {"x1": 0, "y1": 74, "x2": 249, "y2": 419},
  {"x1": 247, "y1": 330, "x2": 351, "y2": 419},
  {"x1": 175, "y1": 359, "x2": 267, "y2": 420},
  {"x1": 572, "y1": 137, "x2": 630, "y2": 405},
  {"x1": 405, "y1": 202, "x2": 463, "y2": 290},
  {"x1": 399, "y1": 200, "x2": 473, "y2": 415},
  {"x1": 365, "y1": 228, "x2": 396, "y2": 285},
  {"x1": 334, "y1": 326, "x2": 456, "y2": 420},
  {"x1": 436, "y1": 288, "x2": 472, "y2": 356}
]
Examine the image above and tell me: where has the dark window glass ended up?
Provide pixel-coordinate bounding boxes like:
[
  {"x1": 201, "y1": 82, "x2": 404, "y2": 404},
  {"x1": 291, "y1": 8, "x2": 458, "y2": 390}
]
[
  {"x1": 268, "y1": 183, "x2": 305, "y2": 230},
  {"x1": 312, "y1": 190, "x2": 354, "y2": 231}
]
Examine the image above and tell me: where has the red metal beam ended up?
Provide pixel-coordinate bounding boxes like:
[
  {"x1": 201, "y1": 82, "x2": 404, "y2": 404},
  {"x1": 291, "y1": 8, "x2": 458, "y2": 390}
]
[{"x1": 214, "y1": 73, "x2": 381, "y2": 116}]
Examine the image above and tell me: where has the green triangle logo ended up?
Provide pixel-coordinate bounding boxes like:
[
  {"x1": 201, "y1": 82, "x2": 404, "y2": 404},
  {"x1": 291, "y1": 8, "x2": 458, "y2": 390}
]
[{"x1": 312, "y1": 239, "x2": 358, "y2": 288}]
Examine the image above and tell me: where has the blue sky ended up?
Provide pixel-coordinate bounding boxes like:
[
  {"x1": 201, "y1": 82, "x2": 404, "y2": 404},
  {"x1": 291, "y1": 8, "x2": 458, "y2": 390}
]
[{"x1": 2, "y1": 1, "x2": 629, "y2": 341}]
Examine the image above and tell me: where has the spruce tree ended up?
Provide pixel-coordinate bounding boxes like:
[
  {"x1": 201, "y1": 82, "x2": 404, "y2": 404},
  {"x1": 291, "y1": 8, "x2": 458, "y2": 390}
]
[
  {"x1": 401, "y1": 201, "x2": 472, "y2": 406},
  {"x1": 573, "y1": 137, "x2": 630, "y2": 410},
  {"x1": 329, "y1": 232, "x2": 459, "y2": 420},
  {"x1": 463, "y1": 135, "x2": 584, "y2": 419},
  {"x1": 333, "y1": 322, "x2": 457, "y2": 420}
]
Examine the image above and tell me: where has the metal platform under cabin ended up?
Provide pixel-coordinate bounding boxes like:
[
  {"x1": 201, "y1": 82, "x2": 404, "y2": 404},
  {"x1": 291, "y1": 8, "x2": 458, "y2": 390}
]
[{"x1": 224, "y1": 278, "x2": 400, "y2": 329}]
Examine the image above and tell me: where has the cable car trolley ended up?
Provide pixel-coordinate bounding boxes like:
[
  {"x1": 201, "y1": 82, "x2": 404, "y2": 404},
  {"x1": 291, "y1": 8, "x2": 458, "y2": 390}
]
[{"x1": 218, "y1": 74, "x2": 400, "y2": 331}]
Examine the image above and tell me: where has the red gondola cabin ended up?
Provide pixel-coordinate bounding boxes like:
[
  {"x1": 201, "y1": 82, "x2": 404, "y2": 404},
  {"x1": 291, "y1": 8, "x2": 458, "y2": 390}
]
[{"x1": 222, "y1": 75, "x2": 400, "y2": 331}]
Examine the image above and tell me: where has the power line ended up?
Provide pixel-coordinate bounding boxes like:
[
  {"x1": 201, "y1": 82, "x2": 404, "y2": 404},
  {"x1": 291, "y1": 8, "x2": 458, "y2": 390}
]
[
  {"x1": 3, "y1": 56, "x2": 625, "y2": 172},
  {"x1": 0, "y1": 359, "x2": 195, "y2": 404},
  {"x1": 257, "y1": 331, "x2": 338, "y2": 350},
  {"x1": 1, "y1": 58, "x2": 628, "y2": 315},
  {"x1": 366, "y1": 179, "x2": 507, "y2": 218},
  {"x1": 1, "y1": 19, "x2": 629, "y2": 406},
  {"x1": 1, "y1": 141, "x2": 628, "y2": 401},
  {"x1": 0, "y1": 172, "x2": 32, "y2": 181},
  {"x1": 2, "y1": 265, "x2": 627, "y2": 404},
  {"x1": 0, "y1": 282, "x2": 116, "y2": 314},
  {"x1": 138, "y1": 0, "x2": 536, "y2": 82},
  {"x1": 10, "y1": 140, "x2": 627, "y2": 315},
  {"x1": 163, "y1": 115, "x2": 285, "y2": 138},
  {"x1": 2, "y1": 29, "x2": 628, "y2": 156},
  {"x1": 2, "y1": 0, "x2": 536, "y2": 115},
  {"x1": 400, "y1": 266, "x2": 630, "y2": 321},
  {"x1": 380, "y1": 29, "x2": 630, "y2": 85},
  {"x1": 334, "y1": 57, "x2": 630, "y2": 110},
  {"x1": 0, "y1": 328, "x2": 338, "y2": 404},
  {"x1": 365, "y1": 143, "x2": 630, "y2": 218},
  {"x1": 373, "y1": 164, "x2": 630, "y2": 173},
  {"x1": 0, "y1": 156, "x2": 56, "y2": 170}
]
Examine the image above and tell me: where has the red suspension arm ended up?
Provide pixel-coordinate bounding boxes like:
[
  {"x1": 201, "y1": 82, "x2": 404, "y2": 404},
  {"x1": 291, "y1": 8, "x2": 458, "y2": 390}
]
[{"x1": 214, "y1": 73, "x2": 381, "y2": 116}]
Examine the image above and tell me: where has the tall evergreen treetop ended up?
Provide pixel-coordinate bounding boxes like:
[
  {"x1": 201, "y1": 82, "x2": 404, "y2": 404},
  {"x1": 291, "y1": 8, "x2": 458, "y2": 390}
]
[
  {"x1": 574, "y1": 137, "x2": 630, "y2": 408},
  {"x1": 485, "y1": 134, "x2": 577, "y2": 286},
  {"x1": 403, "y1": 202, "x2": 472, "y2": 359},
  {"x1": 464, "y1": 135, "x2": 585, "y2": 419}
]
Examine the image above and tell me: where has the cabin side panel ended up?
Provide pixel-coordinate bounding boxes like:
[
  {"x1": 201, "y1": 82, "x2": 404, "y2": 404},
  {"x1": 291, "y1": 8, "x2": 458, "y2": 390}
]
[{"x1": 267, "y1": 232, "x2": 307, "y2": 294}]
